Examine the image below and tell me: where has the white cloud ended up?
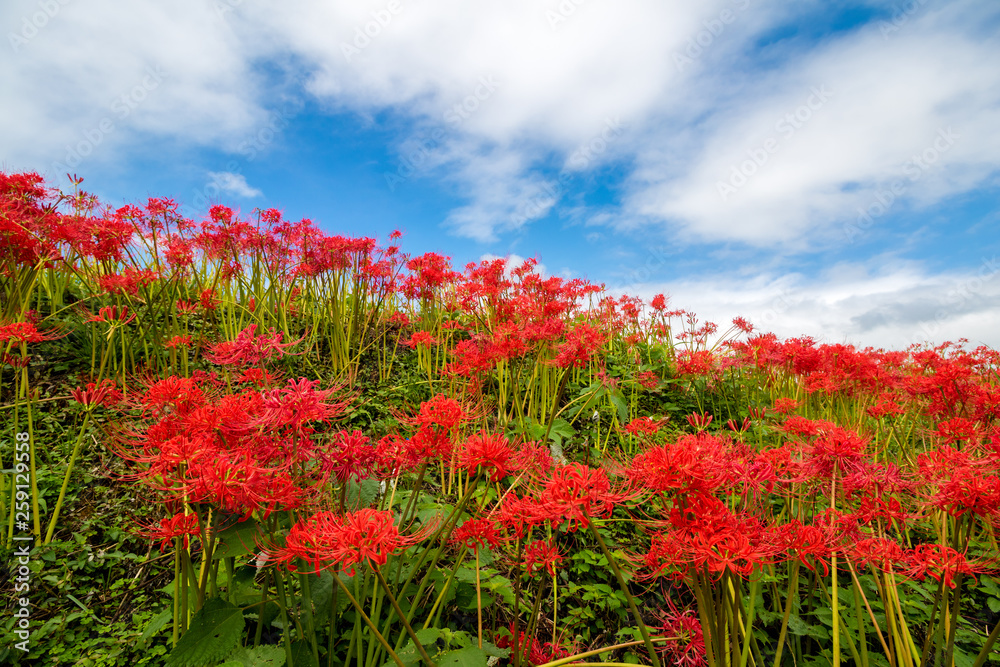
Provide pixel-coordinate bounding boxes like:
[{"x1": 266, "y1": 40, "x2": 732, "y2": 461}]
[
  {"x1": 612, "y1": 255, "x2": 1000, "y2": 349},
  {"x1": 207, "y1": 171, "x2": 263, "y2": 198}
]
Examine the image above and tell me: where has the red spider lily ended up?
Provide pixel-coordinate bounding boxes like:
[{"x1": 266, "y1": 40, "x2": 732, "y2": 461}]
[
  {"x1": 495, "y1": 624, "x2": 570, "y2": 667},
  {"x1": 236, "y1": 368, "x2": 279, "y2": 387},
  {"x1": 686, "y1": 412, "x2": 713, "y2": 431},
  {"x1": 507, "y1": 440, "x2": 555, "y2": 477},
  {"x1": 806, "y1": 424, "x2": 869, "y2": 479},
  {"x1": 175, "y1": 300, "x2": 198, "y2": 315},
  {"x1": 627, "y1": 433, "x2": 732, "y2": 495},
  {"x1": 624, "y1": 416, "x2": 668, "y2": 437},
  {"x1": 85, "y1": 305, "x2": 136, "y2": 325},
  {"x1": 97, "y1": 269, "x2": 158, "y2": 296},
  {"x1": 206, "y1": 324, "x2": 303, "y2": 367},
  {"x1": 849, "y1": 537, "x2": 905, "y2": 572},
  {"x1": 929, "y1": 475, "x2": 1000, "y2": 518},
  {"x1": 653, "y1": 606, "x2": 706, "y2": 667},
  {"x1": 866, "y1": 393, "x2": 904, "y2": 419},
  {"x1": 773, "y1": 397, "x2": 800, "y2": 414},
  {"x1": 274, "y1": 508, "x2": 426, "y2": 575},
  {"x1": 451, "y1": 518, "x2": 501, "y2": 552},
  {"x1": 903, "y1": 543, "x2": 978, "y2": 589},
  {"x1": 772, "y1": 520, "x2": 834, "y2": 576},
  {"x1": 935, "y1": 417, "x2": 981, "y2": 446},
  {"x1": 635, "y1": 370, "x2": 660, "y2": 389},
  {"x1": 531, "y1": 463, "x2": 640, "y2": 532},
  {"x1": 0, "y1": 320, "x2": 64, "y2": 344},
  {"x1": 139, "y1": 375, "x2": 207, "y2": 418},
  {"x1": 254, "y1": 378, "x2": 348, "y2": 432},
  {"x1": 747, "y1": 406, "x2": 768, "y2": 420},
  {"x1": 402, "y1": 330, "x2": 437, "y2": 349},
  {"x1": 71, "y1": 379, "x2": 122, "y2": 408},
  {"x1": 141, "y1": 512, "x2": 201, "y2": 552},
  {"x1": 459, "y1": 431, "x2": 514, "y2": 482},
  {"x1": 522, "y1": 540, "x2": 562, "y2": 576},
  {"x1": 164, "y1": 334, "x2": 193, "y2": 349},
  {"x1": 726, "y1": 417, "x2": 752, "y2": 434},
  {"x1": 651, "y1": 293, "x2": 668, "y2": 311},
  {"x1": 413, "y1": 394, "x2": 468, "y2": 431},
  {"x1": 550, "y1": 322, "x2": 605, "y2": 369},
  {"x1": 326, "y1": 429, "x2": 377, "y2": 483},
  {"x1": 200, "y1": 288, "x2": 219, "y2": 310}
]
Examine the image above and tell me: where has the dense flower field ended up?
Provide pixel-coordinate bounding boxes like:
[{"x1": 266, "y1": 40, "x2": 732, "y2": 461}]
[{"x1": 1, "y1": 170, "x2": 999, "y2": 666}]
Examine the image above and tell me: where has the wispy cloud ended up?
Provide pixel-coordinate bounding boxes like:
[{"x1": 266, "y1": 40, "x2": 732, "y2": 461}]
[{"x1": 207, "y1": 171, "x2": 263, "y2": 199}]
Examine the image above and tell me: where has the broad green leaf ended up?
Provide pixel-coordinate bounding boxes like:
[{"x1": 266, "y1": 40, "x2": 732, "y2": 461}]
[
  {"x1": 224, "y1": 645, "x2": 287, "y2": 667},
  {"x1": 436, "y1": 647, "x2": 488, "y2": 666},
  {"x1": 213, "y1": 518, "x2": 262, "y2": 561},
  {"x1": 165, "y1": 597, "x2": 245, "y2": 667}
]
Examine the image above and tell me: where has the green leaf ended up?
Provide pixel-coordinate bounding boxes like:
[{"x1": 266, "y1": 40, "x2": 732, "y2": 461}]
[
  {"x1": 547, "y1": 418, "x2": 576, "y2": 447},
  {"x1": 165, "y1": 598, "x2": 245, "y2": 667},
  {"x1": 213, "y1": 518, "x2": 262, "y2": 561},
  {"x1": 436, "y1": 647, "x2": 488, "y2": 666},
  {"x1": 224, "y1": 645, "x2": 287, "y2": 666},
  {"x1": 608, "y1": 389, "x2": 628, "y2": 424},
  {"x1": 137, "y1": 607, "x2": 173, "y2": 648}
]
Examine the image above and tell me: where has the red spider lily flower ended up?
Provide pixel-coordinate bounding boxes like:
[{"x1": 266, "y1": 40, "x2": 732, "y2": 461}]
[
  {"x1": 274, "y1": 508, "x2": 426, "y2": 575},
  {"x1": 71, "y1": 379, "x2": 122, "y2": 408},
  {"x1": 200, "y1": 288, "x2": 219, "y2": 310},
  {"x1": 635, "y1": 370, "x2": 660, "y2": 390},
  {"x1": 726, "y1": 417, "x2": 752, "y2": 434},
  {"x1": 866, "y1": 394, "x2": 904, "y2": 419},
  {"x1": 653, "y1": 607, "x2": 706, "y2": 667},
  {"x1": 773, "y1": 397, "x2": 800, "y2": 414},
  {"x1": 929, "y1": 475, "x2": 1000, "y2": 518},
  {"x1": 254, "y1": 378, "x2": 348, "y2": 432},
  {"x1": 686, "y1": 412, "x2": 713, "y2": 431},
  {"x1": 550, "y1": 322, "x2": 606, "y2": 369},
  {"x1": 903, "y1": 543, "x2": 978, "y2": 589},
  {"x1": 650, "y1": 293, "x2": 667, "y2": 311},
  {"x1": 935, "y1": 417, "x2": 981, "y2": 446},
  {"x1": 414, "y1": 394, "x2": 468, "y2": 431},
  {"x1": 731, "y1": 316, "x2": 754, "y2": 334},
  {"x1": 459, "y1": 430, "x2": 514, "y2": 482},
  {"x1": 140, "y1": 376, "x2": 206, "y2": 418},
  {"x1": 206, "y1": 324, "x2": 303, "y2": 367},
  {"x1": 522, "y1": 540, "x2": 562, "y2": 576},
  {"x1": 806, "y1": 425, "x2": 869, "y2": 479},
  {"x1": 402, "y1": 330, "x2": 437, "y2": 349},
  {"x1": 0, "y1": 321, "x2": 63, "y2": 344},
  {"x1": 1, "y1": 353, "x2": 31, "y2": 369},
  {"x1": 624, "y1": 416, "x2": 668, "y2": 437},
  {"x1": 849, "y1": 537, "x2": 905, "y2": 572},
  {"x1": 326, "y1": 429, "x2": 378, "y2": 483},
  {"x1": 533, "y1": 463, "x2": 639, "y2": 531},
  {"x1": 451, "y1": 518, "x2": 501, "y2": 552},
  {"x1": 236, "y1": 368, "x2": 279, "y2": 387},
  {"x1": 508, "y1": 440, "x2": 555, "y2": 477},
  {"x1": 142, "y1": 512, "x2": 201, "y2": 552},
  {"x1": 85, "y1": 305, "x2": 136, "y2": 325},
  {"x1": 772, "y1": 520, "x2": 833, "y2": 576},
  {"x1": 627, "y1": 433, "x2": 732, "y2": 495},
  {"x1": 164, "y1": 334, "x2": 193, "y2": 349},
  {"x1": 747, "y1": 406, "x2": 768, "y2": 420},
  {"x1": 175, "y1": 300, "x2": 198, "y2": 315},
  {"x1": 495, "y1": 624, "x2": 570, "y2": 667}
]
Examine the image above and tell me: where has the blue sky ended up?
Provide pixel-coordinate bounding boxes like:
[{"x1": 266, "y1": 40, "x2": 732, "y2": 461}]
[{"x1": 3, "y1": 0, "x2": 999, "y2": 348}]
